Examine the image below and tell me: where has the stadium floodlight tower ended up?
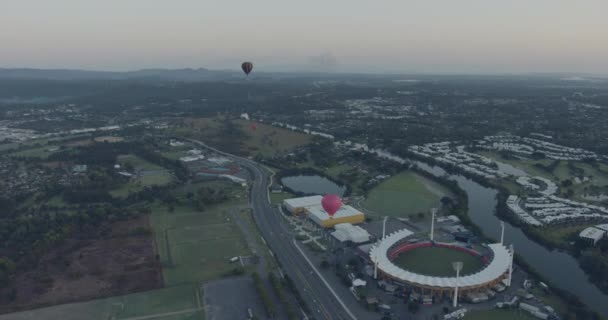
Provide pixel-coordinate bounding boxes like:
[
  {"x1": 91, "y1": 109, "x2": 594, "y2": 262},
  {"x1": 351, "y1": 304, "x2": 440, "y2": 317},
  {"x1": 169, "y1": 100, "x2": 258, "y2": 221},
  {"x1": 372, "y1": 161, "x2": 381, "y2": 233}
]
[
  {"x1": 500, "y1": 221, "x2": 505, "y2": 244},
  {"x1": 430, "y1": 208, "x2": 437, "y2": 241},
  {"x1": 382, "y1": 216, "x2": 389, "y2": 240},
  {"x1": 507, "y1": 244, "x2": 515, "y2": 286},
  {"x1": 452, "y1": 261, "x2": 463, "y2": 308},
  {"x1": 375, "y1": 216, "x2": 389, "y2": 280}
]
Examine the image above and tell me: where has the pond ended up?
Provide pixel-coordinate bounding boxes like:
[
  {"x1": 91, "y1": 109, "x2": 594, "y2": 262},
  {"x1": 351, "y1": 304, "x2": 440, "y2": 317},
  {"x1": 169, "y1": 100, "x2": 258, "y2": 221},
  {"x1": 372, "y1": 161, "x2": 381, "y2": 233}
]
[{"x1": 280, "y1": 175, "x2": 346, "y2": 196}]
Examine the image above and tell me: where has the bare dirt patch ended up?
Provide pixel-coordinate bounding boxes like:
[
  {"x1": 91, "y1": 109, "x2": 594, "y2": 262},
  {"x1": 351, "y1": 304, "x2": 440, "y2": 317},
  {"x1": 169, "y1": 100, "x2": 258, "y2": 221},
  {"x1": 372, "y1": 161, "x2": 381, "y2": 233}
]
[
  {"x1": 93, "y1": 136, "x2": 124, "y2": 143},
  {"x1": 63, "y1": 139, "x2": 93, "y2": 147},
  {"x1": 0, "y1": 215, "x2": 162, "y2": 314}
]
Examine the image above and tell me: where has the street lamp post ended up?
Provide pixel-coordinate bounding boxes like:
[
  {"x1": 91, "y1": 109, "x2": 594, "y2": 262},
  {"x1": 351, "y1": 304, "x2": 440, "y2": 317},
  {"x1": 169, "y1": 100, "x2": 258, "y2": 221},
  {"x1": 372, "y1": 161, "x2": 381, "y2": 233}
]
[
  {"x1": 508, "y1": 244, "x2": 514, "y2": 286},
  {"x1": 430, "y1": 208, "x2": 437, "y2": 241},
  {"x1": 452, "y1": 261, "x2": 463, "y2": 308}
]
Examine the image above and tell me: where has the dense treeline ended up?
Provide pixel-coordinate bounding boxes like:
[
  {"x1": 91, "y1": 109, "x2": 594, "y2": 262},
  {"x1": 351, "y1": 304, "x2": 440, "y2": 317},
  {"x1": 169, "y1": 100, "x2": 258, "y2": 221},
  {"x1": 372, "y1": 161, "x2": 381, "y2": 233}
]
[
  {"x1": 251, "y1": 272, "x2": 275, "y2": 318},
  {"x1": 268, "y1": 272, "x2": 298, "y2": 320},
  {"x1": 47, "y1": 139, "x2": 189, "y2": 181}
]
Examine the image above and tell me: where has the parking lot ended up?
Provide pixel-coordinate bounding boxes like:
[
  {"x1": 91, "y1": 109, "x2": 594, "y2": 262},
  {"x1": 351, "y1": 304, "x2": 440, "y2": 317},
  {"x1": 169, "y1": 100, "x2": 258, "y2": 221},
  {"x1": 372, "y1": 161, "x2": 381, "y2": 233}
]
[{"x1": 203, "y1": 277, "x2": 266, "y2": 320}]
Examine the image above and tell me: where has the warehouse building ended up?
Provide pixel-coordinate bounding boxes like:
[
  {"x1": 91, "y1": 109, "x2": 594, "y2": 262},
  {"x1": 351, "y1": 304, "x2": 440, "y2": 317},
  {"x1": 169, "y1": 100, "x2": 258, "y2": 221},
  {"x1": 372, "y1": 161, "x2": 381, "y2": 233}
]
[
  {"x1": 283, "y1": 195, "x2": 323, "y2": 215},
  {"x1": 307, "y1": 204, "x2": 365, "y2": 228},
  {"x1": 331, "y1": 223, "x2": 371, "y2": 243}
]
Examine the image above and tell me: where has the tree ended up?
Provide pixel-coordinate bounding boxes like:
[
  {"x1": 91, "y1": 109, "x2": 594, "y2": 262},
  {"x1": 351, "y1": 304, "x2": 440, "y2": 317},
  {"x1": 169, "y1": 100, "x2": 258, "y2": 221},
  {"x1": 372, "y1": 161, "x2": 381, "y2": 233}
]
[
  {"x1": 441, "y1": 196, "x2": 454, "y2": 208},
  {"x1": 407, "y1": 301, "x2": 420, "y2": 314},
  {"x1": 0, "y1": 258, "x2": 16, "y2": 286}
]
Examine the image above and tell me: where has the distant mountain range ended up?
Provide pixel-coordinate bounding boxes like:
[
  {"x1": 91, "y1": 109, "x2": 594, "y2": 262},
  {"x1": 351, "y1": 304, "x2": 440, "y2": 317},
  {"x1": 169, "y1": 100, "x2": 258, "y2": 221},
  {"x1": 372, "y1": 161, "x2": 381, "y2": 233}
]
[
  {"x1": 1, "y1": 67, "x2": 606, "y2": 82},
  {"x1": 0, "y1": 67, "x2": 242, "y2": 81}
]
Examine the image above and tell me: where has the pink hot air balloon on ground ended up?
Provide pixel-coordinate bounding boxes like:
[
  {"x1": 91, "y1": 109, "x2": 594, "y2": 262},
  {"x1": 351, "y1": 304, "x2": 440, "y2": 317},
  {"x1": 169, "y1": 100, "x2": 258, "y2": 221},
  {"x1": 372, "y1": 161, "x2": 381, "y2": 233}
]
[{"x1": 322, "y1": 194, "x2": 342, "y2": 218}]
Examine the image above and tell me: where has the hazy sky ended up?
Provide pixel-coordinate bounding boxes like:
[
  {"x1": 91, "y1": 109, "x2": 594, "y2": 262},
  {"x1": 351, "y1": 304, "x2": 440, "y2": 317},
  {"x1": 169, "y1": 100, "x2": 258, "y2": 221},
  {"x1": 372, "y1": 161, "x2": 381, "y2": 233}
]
[{"x1": 2, "y1": 0, "x2": 607, "y2": 74}]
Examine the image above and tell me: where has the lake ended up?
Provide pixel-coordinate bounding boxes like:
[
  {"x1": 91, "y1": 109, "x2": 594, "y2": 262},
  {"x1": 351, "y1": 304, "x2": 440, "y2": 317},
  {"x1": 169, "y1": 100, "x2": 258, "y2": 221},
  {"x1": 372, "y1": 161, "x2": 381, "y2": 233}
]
[{"x1": 280, "y1": 175, "x2": 346, "y2": 196}]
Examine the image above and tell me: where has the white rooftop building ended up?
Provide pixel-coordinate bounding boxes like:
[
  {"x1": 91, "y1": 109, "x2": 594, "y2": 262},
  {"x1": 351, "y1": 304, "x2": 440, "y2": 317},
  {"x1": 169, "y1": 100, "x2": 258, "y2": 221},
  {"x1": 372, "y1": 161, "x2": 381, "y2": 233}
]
[
  {"x1": 579, "y1": 227, "x2": 605, "y2": 245},
  {"x1": 332, "y1": 223, "x2": 371, "y2": 243},
  {"x1": 283, "y1": 195, "x2": 324, "y2": 214}
]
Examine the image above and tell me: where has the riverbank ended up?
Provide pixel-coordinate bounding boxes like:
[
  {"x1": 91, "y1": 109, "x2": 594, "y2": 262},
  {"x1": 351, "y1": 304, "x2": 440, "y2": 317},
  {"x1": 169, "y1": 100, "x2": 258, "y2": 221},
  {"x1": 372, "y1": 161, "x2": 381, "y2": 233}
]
[
  {"x1": 255, "y1": 121, "x2": 608, "y2": 317},
  {"x1": 410, "y1": 148, "x2": 608, "y2": 299},
  {"x1": 410, "y1": 160, "x2": 605, "y2": 319}
]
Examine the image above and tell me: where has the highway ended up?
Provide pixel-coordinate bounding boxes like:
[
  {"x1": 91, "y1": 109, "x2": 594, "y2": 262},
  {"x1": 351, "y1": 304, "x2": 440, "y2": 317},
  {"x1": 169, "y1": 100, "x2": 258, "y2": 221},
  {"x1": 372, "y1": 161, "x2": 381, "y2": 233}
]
[{"x1": 189, "y1": 139, "x2": 359, "y2": 320}]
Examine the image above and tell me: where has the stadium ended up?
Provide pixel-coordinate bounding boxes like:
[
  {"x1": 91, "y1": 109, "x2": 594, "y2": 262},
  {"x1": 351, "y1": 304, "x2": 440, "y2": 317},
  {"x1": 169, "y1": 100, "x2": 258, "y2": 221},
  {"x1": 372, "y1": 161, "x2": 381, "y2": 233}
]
[{"x1": 369, "y1": 228, "x2": 514, "y2": 303}]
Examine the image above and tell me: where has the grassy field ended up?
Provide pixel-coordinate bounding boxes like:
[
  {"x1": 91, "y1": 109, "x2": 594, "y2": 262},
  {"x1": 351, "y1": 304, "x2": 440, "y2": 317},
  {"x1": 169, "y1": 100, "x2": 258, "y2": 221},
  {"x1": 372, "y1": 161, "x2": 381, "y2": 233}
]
[
  {"x1": 0, "y1": 142, "x2": 18, "y2": 152},
  {"x1": 269, "y1": 191, "x2": 294, "y2": 205},
  {"x1": 363, "y1": 171, "x2": 448, "y2": 217},
  {"x1": 0, "y1": 284, "x2": 203, "y2": 320},
  {"x1": 393, "y1": 246, "x2": 484, "y2": 277},
  {"x1": 234, "y1": 119, "x2": 312, "y2": 157},
  {"x1": 9, "y1": 181, "x2": 249, "y2": 319},
  {"x1": 150, "y1": 196, "x2": 251, "y2": 285},
  {"x1": 9, "y1": 145, "x2": 61, "y2": 159},
  {"x1": 111, "y1": 154, "x2": 174, "y2": 197},
  {"x1": 177, "y1": 117, "x2": 312, "y2": 157},
  {"x1": 537, "y1": 223, "x2": 596, "y2": 247},
  {"x1": 463, "y1": 309, "x2": 536, "y2": 320},
  {"x1": 110, "y1": 171, "x2": 174, "y2": 198},
  {"x1": 480, "y1": 151, "x2": 608, "y2": 202},
  {"x1": 117, "y1": 154, "x2": 165, "y2": 171}
]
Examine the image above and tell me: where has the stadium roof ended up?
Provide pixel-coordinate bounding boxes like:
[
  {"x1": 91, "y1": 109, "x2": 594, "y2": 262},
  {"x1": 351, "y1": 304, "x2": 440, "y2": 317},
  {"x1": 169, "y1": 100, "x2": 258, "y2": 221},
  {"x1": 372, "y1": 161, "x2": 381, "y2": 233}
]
[{"x1": 370, "y1": 229, "x2": 512, "y2": 289}]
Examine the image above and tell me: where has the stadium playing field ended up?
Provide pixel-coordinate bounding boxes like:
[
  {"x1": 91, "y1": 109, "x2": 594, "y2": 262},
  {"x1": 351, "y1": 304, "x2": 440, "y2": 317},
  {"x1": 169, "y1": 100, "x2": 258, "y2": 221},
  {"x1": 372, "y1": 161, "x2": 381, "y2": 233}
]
[{"x1": 392, "y1": 246, "x2": 484, "y2": 277}]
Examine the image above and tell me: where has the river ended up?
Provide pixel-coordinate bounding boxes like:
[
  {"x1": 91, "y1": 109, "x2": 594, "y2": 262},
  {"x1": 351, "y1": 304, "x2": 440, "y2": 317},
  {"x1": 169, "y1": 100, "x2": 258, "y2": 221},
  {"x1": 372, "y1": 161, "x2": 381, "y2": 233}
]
[
  {"x1": 295, "y1": 129, "x2": 608, "y2": 315},
  {"x1": 415, "y1": 162, "x2": 608, "y2": 316}
]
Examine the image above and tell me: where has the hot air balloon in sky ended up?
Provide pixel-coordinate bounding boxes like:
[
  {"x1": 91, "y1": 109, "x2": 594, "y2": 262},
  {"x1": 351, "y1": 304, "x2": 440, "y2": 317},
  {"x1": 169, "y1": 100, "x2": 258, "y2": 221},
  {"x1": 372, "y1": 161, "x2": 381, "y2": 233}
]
[
  {"x1": 241, "y1": 62, "x2": 253, "y2": 76},
  {"x1": 321, "y1": 194, "x2": 342, "y2": 218}
]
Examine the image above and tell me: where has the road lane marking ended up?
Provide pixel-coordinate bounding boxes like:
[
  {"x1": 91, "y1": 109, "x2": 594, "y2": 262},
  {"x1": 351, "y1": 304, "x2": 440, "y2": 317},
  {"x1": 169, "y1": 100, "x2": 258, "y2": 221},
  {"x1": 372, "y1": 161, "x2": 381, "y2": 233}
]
[
  {"x1": 293, "y1": 239, "x2": 357, "y2": 320},
  {"x1": 189, "y1": 139, "x2": 346, "y2": 320}
]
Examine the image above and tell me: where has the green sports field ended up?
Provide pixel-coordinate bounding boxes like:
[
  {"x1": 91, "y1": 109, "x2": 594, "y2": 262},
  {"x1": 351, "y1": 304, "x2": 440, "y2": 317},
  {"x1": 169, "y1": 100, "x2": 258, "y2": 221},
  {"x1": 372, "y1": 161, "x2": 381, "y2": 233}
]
[
  {"x1": 392, "y1": 246, "x2": 484, "y2": 277},
  {"x1": 117, "y1": 154, "x2": 166, "y2": 171},
  {"x1": 0, "y1": 284, "x2": 203, "y2": 320},
  {"x1": 150, "y1": 195, "x2": 251, "y2": 285},
  {"x1": 363, "y1": 171, "x2": 449, "y2": 217},
  {"x1": 110, "y1": 154, "x2": 175, "y2": 197}
]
